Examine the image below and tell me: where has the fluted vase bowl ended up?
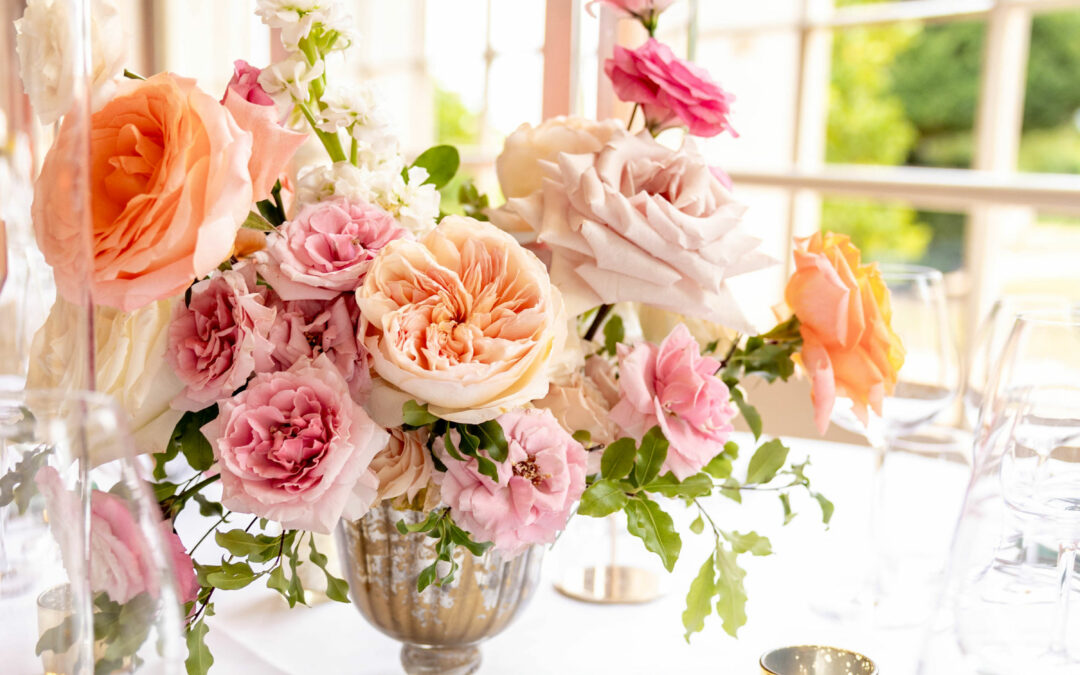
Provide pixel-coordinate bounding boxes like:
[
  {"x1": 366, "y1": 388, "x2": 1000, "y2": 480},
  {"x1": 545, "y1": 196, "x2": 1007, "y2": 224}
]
[{"x1": 337, "y1": 503, "x2": 543, "y2": 675}]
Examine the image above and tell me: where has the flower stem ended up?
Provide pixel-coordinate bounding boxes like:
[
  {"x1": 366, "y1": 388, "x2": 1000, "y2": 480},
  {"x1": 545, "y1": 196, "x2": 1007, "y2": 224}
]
[
  {"x1": 583, "y1": 304, "x2": 614, "y2": 342},
  {"x1": 627, "y1": 103, "x2": 640, "y2": 131},
  {"x1": 175, "y1": 474, "x2": 221, "y2": 504}
]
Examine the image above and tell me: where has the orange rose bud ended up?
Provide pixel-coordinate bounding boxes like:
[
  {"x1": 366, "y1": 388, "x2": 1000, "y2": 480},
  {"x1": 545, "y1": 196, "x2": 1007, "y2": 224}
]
[
  {"x1": 232, "y1": 227, "x2": 267, "y2": 258},
  {"x1": 784, "y1": 232, "x2": 904, "y2": 434}
]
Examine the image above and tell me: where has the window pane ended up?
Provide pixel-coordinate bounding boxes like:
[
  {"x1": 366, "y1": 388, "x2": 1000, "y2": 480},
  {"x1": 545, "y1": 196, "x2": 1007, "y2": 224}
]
[
  {"x1": 826, "y1": 20, "x2": 986, "y2": 170},
  {"x1": 999, "y1": 212, "x2": 1080, "y2": 300},
  {"x1": 490, "y1": 0, "x2": 546, "y2": 54},
  {"x1": 1017, "y1": 9, "x2": 1080, "y2": 175}
]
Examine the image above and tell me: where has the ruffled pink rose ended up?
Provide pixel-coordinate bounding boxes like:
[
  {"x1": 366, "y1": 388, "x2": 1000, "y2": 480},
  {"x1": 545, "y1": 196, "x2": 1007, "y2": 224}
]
[
  {"x1": 498, "y1": 131, "x2": 771, "y2": 332},
  {"x1": 258, "y1": 198, "x2": 408, "y2": 301},
  {"x1": 223, "y1": 60, "x2": 306, "y2": 202},
  {"x1": 33, "y1": 73, "x2": 253, "y2": 311},
  {"x1": 437, "y1": 409, "x2": 587, "y2": 556},
  {"x1": 201, "y1": 355, "x2": 388, "y2": 533},
  {"x1": 371, "y1": 428, "x2": 433, "y2": 503},
  {"x1": 610, "y1": 324, "x2": 736, "y2": 479},
  {"x1": 268, "y1": 295, "x2": 372, "y2": 402},
  {"x1": 35, "y1": 467, "x2": 198, "y2": 605},
  {"x1": 605, "y1": 38, "x2": 737, "y2": 138},
  {"x1": 167, "y1": 264, "x2": 276, "y2": 412},
  {"x1": 356, "y1": 216, "x2": 564, "y2": 424}
]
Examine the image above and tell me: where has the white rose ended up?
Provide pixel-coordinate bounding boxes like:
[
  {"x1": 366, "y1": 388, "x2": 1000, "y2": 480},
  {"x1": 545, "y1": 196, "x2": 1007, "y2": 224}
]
[
  {"x1": 15, "y1": 0, "x2": 126, "y2": 125},
  {"x1": 27, "y1": 297, "x2": 184, "y2": 464},
  {"x1": 495, "y1": 116, "x2": 623, "y2": 200}
]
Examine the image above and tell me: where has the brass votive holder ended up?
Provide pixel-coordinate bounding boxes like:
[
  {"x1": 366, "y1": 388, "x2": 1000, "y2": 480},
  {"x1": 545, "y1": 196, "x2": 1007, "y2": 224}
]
[{"x1": 760, "y1": 645, "x2": 878, "y2": 675}]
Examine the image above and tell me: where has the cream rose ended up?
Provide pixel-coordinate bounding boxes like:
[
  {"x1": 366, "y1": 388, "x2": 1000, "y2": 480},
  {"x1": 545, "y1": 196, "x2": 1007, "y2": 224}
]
[
  {"x1": 496, "y1": 116, "x2": 623, "y2": 200},
  {"x1": 498, "y1": 131, "x2": 774, "y2": 332},
  {"x1": 15, "y1": 0, "x2": 126, "y2": 124},
  {"x1": 533, "y1": 370, "x2": 620, "y2": 448},
  {"x1": 27, "y1": 297, "x2": 184, "y2": 463},
  {"x1": 371, "y1": 428, "x2": 433, "y2": 503},
  {"x1": 357, "y1": 216, "x2": 564, "y2": 424}
]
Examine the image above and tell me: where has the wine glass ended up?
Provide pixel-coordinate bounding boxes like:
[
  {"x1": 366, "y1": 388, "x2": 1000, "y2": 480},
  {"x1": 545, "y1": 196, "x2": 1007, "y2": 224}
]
[
  {"x1": 919, "y1": 309, "x2": 1080, "y2": 674},
  {"x1": 963, "y1": 294, "x2": 1074, "y2": 429},
  {"x1": 0, "y1": 390, "x2": 186, "y2": 674},
  {"x1": 816, "y1": 264, "x2": 961, "y2": 624}
]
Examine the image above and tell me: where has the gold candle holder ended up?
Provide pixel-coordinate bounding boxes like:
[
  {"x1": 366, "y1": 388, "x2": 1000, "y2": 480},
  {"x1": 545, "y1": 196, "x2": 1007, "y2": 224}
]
[{"x1": 760, "y1": 645, "x2": 878, "y2": 675}]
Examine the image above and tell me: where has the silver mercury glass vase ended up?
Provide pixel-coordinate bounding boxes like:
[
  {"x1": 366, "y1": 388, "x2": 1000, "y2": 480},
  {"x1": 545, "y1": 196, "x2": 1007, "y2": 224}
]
[{"x1": 337, "y1": 503, "x2": 543, "y2": 675}]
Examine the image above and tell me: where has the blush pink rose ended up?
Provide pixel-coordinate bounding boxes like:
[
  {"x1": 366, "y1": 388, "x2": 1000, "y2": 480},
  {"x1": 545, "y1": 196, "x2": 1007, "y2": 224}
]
[
  {"x1": 258, "y1": 198, "x2": 408, "y2": 301},
  {"x1": 35, "y1": 467, "x2": 198, "y2": 605},
  {"x1": 201, "y1": 355, "x2": 388, "y2": 534},
  {"x1": 33, "y1": 73, "x2": 253, "y2": 311},
  {"x1": 356, "y1": 216, "x2": 565, "y2": 424},
  {"x1": 497, "y1": 131, "x2": 772, "y2": 332},
  {"x1": 223, "y1": 60, "x2": 274, "y2": 106},
  {"x1": 167, "y1": 264, "x2": 276, "y2": 412},
  {"x1": 437, "y1": 409, "x2": 587, "y2": 556},
  {"x1": 605, "y1": 38, "x2": 737, "y2": 138},
  {"x1": 610, "y1": 324, "x2": 736, "y2": 479},
  {"x1": 268, "y1": 295, "x2": 372, "y2": 402},
  {"x1": 371, "y1": 428, "x2": 433, "y2": 503}
]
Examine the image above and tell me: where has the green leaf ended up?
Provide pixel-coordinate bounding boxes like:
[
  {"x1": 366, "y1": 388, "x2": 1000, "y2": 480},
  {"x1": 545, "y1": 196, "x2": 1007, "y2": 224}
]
[
  {"x1": 185, "y1": 619, "x2": 213, "y2": 675},
  {"x1": 473, "y1": 453, "x2": 499, "y2": 483},
  {"x1": 151, "y1": 443, "x2": 180, "y2": 481},
  {"x1": 746, "y1": 439, "x2": 790, "y2": 485},
  {"x1": 689, "y1": 515, "x2": 705, "y2": 535},
  {"x1": 473, "y1": 420, "x2": 509, "y2": 463},
  {"x1": 417, "y1": 563, "x2": 438, "y2": 592},
  {"x1": 402, "y1": 400, "x2": 438, "y2": 427},
  {"x1": 193, "y1": 492, "x2": 225, "y2": 518},
  {"x1": 411, "y1": 145, "x2": 460, "y2": 189},
  {"x1": 170, "y1": 407, "x2": 218, "y2": 473},
  {"x1": 813, "y1": 492, "x2": 835, "y2": 525},
  {"x1": 713, "y1": 546, "x2": 749, "y2": 637},
  {"x1": 448, "y1": 524, "x2": 493, "y2": 557},
  {"x1": 720, "y1": 478, "x2": 742, "y2": 504},
  {"x1": 779, "y1": 493, "x2": 795, "y2": 525},
  {"x1": 600, "y1": 437, "x2": 636, "y2": 480},
  {"x1": 723, "y1": 530, "x2": 772, "y2": 556},
  {"x1": 578, "y1": 479, "x2": 629, "y2": 517},
  {"x1": 572, "y1": 429, "x2": 592, "y2": 445},
  {"x1": 624, "y1": 496, "x2": 682, "y2": 572},
  {"x1": 206, "y1": 561, "x2": 259, "y2": 590},
  {"x1": 644, "y1": 472, "x2": 712, "y2": 499},
  {"x1": 309, "y1": 536, "x2": 350, "y2": 603},
  {"x1": 633, "y1": 426, "x2": 669, "y2": 487},
  {"x1": 36, "y1": 614, "x2": 78, "y2": 656},
  {"x1": 396, "y1": 510, "x2": 442, "y2": 535},
  {"x1": 730, "y1": 386, "x2": 762, "y2": 440},
  {"x1": 603, "y1": 314, "x2": 625, "y2": 356},
  {"x1": 0, "y1": 444, "x2": 53, "y2": 515},
  {"x1": 153, "y1": 481, "x2": 179, "y2": 502},
  {"x1": 242, "y1": 210, "x2": 275, "y2": 231},
  {"x1": 214, "y1": 529, "x2": 279, "y2": 558},
  {"x1": 458, "y1": 179, "x2": 490, "y2": 221},
  {"x1": 682, "y1": 554, "x2": 716, "y2": 641}
]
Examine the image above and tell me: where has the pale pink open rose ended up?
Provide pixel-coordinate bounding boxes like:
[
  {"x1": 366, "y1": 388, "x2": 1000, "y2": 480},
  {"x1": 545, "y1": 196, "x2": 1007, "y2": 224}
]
[
  {"x1": 223, "y1": 60, "x2": 306, "y2": 201},
  {"x1": 356, "y1": 216, "x2": 564, "y2": 424},
  {"x1": 33, "y1": 72, "x2": 253, "y2": 311},
  {"x1": 35, "y1": 467, "x2": 198, "y2": 605},
  {"x1": 497, "y1": 131, "x2": 772, "y2": 332},
  {"x1": 610, "y1": 324, "x2": 736, "y2": 479},
  {"x1": 371, "y1": 428, "x2": 432, "y2": 503},
  {"x1": 605, "y1": 38, "x2": 737, "y2": 138},
  {"x1": 257, "y1": 197, "x2": 408, "y2": 301},
  {"x1": 167, "y1": 264, "x2": 276, "y2": 412},
  {"x1": 201, "y1": 355, "x2": 388, "y2": 533},
  {"x1": 268, "y1": 295, "x2": 372, "y2": 402},
  {"x1": 496, "y1": 116, "x2": 623, "y2": 201},
  {"x1": 437, "y1": 409, "x2": 587, "y2": 556}
]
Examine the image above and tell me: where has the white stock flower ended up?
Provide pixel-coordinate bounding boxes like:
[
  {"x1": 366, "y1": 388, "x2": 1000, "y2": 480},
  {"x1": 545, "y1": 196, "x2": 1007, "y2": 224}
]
[
  {"x1": 15, "y1": 0, "x2": 126, "y2": 124},
  {"x1": 392, "y1": 168, "x2": 440, "y2": 237},
  {"x1": 259, "y1": 54, "x2": 325, "y2": 103},
  {"x1": 255, "y1": 0, "x2": 353, "y2": 50}
]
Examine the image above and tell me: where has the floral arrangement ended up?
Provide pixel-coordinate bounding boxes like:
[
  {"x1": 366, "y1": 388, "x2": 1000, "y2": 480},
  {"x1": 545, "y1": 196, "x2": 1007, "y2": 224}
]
[{"x1": 11, "y1": 0, "x2": 904, "y2": 672}]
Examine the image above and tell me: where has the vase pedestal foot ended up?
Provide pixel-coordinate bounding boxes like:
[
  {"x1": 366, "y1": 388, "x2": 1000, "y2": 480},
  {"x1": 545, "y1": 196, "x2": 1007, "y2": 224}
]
[{"x1": 400, "y1": 644, "x2": 481, "y2": 675}]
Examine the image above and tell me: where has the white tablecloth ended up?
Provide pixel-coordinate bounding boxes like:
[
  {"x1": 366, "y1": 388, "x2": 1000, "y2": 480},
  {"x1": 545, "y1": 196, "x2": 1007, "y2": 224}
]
[{"x1": 201, "y1": 433, "x2": 972, "y2": 674}]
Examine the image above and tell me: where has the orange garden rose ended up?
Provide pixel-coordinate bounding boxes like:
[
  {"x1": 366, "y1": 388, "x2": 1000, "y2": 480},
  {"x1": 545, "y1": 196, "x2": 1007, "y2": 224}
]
[
  {"x1": 33, "y1": 72, "x2": 254, "y2": 311},
  {"x1": 785, "y1": 232, "x2": 905, "y2": 433}
]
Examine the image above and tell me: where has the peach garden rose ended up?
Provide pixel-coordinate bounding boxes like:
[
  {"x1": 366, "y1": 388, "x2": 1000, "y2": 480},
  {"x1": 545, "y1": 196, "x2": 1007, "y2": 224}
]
[
  {"x1": 33, "y1": 72, "x2": 254, "y2": 311},
  {"x1": 356, "y1": 216, "x2": 564, "y2": 424}
]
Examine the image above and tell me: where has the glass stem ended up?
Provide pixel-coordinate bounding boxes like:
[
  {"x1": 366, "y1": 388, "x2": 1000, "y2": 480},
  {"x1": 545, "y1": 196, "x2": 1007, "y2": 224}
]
[{"x1": 1051, "y1": 542, "x2": 1077, "y2": 656}]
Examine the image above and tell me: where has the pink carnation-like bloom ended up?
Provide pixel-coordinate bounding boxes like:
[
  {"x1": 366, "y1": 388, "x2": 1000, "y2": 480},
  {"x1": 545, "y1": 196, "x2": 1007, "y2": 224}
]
[
  {"x1": 201, "y1": 355, "x2": 388, "y2": 534},
  {"x1": 258, "y1": 197, "x2": 408, "y2": 301},
  {"x1": 437, "y1": 409, "x2": 587, "y2": 556},
  {"x1": 610, "y1": 324, "x2": 736, "y2": 479},
  {"x1": 605, "y1": 38, "x2": 737, "y2": 138},
  {"x1": 167, "y1": 264, "x2": 276, "y2": 412},
  {"x1": 223, "y1": 59, "x2": 274, "y2": 106},
  {"x1": 269, "y1": 295, "x2": 372, "y2": 403},
  {"x1": 35, "y1": 467, "x2": 198, "y2": 605}
]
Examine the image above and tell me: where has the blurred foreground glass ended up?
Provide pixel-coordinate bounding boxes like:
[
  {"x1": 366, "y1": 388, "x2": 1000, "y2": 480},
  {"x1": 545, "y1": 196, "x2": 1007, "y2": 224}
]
[
  {"x1": 920, "y1": 309, "x2": 1080, "y2": 674},
  {"x1": 0, "y1": 390, "x2": 185, "y2": 674},
  {"x1": 816, "y1": 264, "x2": 961, "y2": 623}
]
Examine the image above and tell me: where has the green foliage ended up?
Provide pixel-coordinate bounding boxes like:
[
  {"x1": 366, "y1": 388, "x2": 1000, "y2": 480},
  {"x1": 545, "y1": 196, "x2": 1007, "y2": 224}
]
[
  {"x1": 821, "y1": 198, "x2": 933, "y2": 265},
  {"x1": 599, "y1": 437, "x2": 636, "y2": 481},
  {"x1": 457, "y1": 179, "x2": 491, "y2": 221},
  {"x1": 402, "y1": 401, "x2": 510, "y2": 482},
  {"x1": 411, "y1": 145, "x2": 461, "y2": 190},
  {"x1": 167, "y1": 407, "x2": 218, "y2": 474},
  {"x1": 624, "y1": 495, "x2": 682, "y2": 572},
  {"x1": 632, "y1": 427, "x2": 669, "y2": 486},
  {"x1": 745, "y1": 439, "x2": 790, "y2": 485},
  {"x1": 578, "y1": 479, "x2": 629, "y2": 517},
  {"x1": 0, "y1": 444, "x2": 52, "y2": 515},
  {"x1": 435, "y1": 86, "x2": 481, "y2": 146},
  {"x1": 396, "y1": 508, "x2": 493, "y2": 592},
  {"x1": 241, "y1": 211, "x2": 275, "y2": 232},
  {"x1": 602, "y1": 314, "x2": 626, "y2": 357},
  {"x1": 185, "y1": 619, "x2": 213, "y2": 675},
  {"x1": 1019, "y1": 125, "x2": 1080, "y2": 174}
]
